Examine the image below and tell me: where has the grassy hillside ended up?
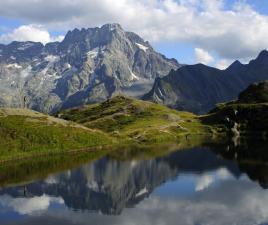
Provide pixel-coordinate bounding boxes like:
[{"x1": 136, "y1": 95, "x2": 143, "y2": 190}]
[
  {"x1": 0, "y1": 108, "x2": 113, "y2": 161},
  {"x1": 238, "y1": 81, "x2": 268, "y2": 103},
  {"x1": 57, "y1": 96, "x2": 223, "y2": 144},
  {"x1": 203, "y1": 81, "x2": 268, "y2": 138},
  {"x1": 1, "y1": 80, "x2": 267, "y2": 164},
  {"x1": 203, "y1": 102, "x2": 268, "y2": 137},
  {"x1": 0, "y1": 97, "x2": 226, "y2": 162}
]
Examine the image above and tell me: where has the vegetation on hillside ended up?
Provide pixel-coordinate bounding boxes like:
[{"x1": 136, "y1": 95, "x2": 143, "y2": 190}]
[
  {"x1": 0, "y1": 108, "x2": 113, "y2": 161},
  {"x1": 2, "y1": 79, "x2": 267, "y2": 162},
  {"x1": 203, "y1": 81, "x2": 268, "y2": 137},
  {"x1": 238, "y1": 81, "x2": 268, "y2": 103},
  {"x1": 57, "y1": 96, "x2": 224, "y2": 144}
]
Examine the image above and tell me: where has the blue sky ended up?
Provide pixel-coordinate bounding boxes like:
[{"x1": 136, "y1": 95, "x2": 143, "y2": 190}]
[
  {"x1": 0, "y1": 0, "x2": 268, "y2": 68},
  {"x1": 241, "y1": 0, "x2": 268, "y2": 14},
  {"x1": 155, "y1": 0, "x2": 268, "y2": 65}
]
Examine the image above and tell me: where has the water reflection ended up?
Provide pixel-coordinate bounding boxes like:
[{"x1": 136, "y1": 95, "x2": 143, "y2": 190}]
[{"x1": 0, "y1": 143, "x2": 268, "y2": 225}]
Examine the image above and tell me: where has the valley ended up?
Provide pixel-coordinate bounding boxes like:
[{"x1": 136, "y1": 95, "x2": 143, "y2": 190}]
[{"x1": 0, "y1": 78, "x2": 267, "y2": 161}]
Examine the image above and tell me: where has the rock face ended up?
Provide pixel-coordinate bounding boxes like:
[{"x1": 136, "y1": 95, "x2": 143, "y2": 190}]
[
  {"x1": 144, "y1": 50, "x2": 268, "y2": 114},
  {"x1": 0, "y1": 23, "x2": 179, "y2": 113}
]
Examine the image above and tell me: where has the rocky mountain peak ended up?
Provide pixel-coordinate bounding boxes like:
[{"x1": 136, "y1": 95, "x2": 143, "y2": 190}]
[
  {"x1": 101, "y1": 23, "x2": 123, "y2": 31},
  {"x1": 249, "y1": 49, "x2": 268, "y2": 66},
  {"x1": 0, "y1": 23, "x2": 181, "y2": 113},
  {"x1": 62, "y1": 23, "x2": 123, "y2": 44},
  {"x1": 144, "y1": 49, "x2": 268, "y2": 114},
  {"x1": 257, "y1": 49, "x2": 268, "y2": 59},
  {"x1": 0, "y1": 41, "x2": 44, "y2": 63},
  {"x1": 226, "y1": 60, "x2": 244, "y2": 73}
]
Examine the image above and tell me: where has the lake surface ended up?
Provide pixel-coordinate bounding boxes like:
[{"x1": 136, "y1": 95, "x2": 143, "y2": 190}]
[{"x1": 1, "y1": 141, "x2": 268, "y2": 225}]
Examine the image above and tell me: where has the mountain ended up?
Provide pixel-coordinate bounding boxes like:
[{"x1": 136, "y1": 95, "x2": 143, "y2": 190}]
[
  {"x1": 203, "y1": 80, "x2": 268, "y2": 138},
  {"x1": 143, "y1": 50, "x2": 268, "y2": 114},
  {"x1": 0, "y1": 23, "x2": 180, "y2": 113},
  {"x1": 0, "y1": 89, "x2": 267, "y2": 162}
]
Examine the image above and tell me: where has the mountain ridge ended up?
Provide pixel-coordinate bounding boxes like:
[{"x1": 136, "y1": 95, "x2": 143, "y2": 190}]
[
  {"x1": 0, "y1": 23, "x2": 180, "y2": 113},
  {"x1": 144, "y1": 50, "x2": 268, "y2": 114}
]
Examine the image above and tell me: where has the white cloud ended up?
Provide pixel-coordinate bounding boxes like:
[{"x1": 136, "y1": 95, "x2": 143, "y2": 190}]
[
  {"x1": 195, "y1": 174, "x2": 214, "y2": 191},
  {"x1": 30, "y1": 179, "x2": 268, "y2": 225},
  {"x1": 195, "y1": 48, "x2": 214, "y2": 64},
  {"x1": 195, "y1": 167, "x2": 232, "y2": 191},
  {"x1": 0, "y1": 194, "x2": 64, "y2": 215},
  {"x1": 0, "y1": 0, "x2": 267, "y2": 62},
  {"x1": 0, "y1": 25, "x2": 64, "y2": 44},
  {"x1": 215, "y1": 59, "x2": 232, "y2": 70},
  {"x1": 216, "y1": 167, "x2": 232, "y2": 179}
]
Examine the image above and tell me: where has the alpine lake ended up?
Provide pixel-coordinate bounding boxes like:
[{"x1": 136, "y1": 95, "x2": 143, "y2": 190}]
[{"x1": 0, "y1": 137, "x2": 268, "y2": 225}]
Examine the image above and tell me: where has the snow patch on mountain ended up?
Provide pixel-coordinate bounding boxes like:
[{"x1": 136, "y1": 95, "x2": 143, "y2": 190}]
[
  {"x1": 47, "y1": 72, "x2": 61, "y2": 79},
  {"x1": 135, "y1": 187, "x2": 148, "y2": 197},
  {"x1": 5, "y1": 64, "x2": 22, "y2": 69},
  {"x1": 17, "y1": 43, "x2": 35, "y2": 51},
  {"x1": 65, "y1": 63, "x2": 71, "y2": 69},
  {"x1": 135, "y1": 43, "x2": 148, "y2": 52},
  {"x1": 87, "y1": 48, "x2": 99, "y2": 59},
  {"x1": 129, "y1": 68, "x2": 139, "y2": 81},
  {"x1": 158, "y1": 88, "x2": 164, "y2": 97}
]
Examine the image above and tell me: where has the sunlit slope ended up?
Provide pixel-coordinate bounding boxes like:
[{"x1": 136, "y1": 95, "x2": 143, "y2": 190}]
[
  {"x1": 0, "y1": 108, "x2": 113, "y2": 160},
  {"x1": 58, "y1": 96, "x2": 222, "y2": 144}
]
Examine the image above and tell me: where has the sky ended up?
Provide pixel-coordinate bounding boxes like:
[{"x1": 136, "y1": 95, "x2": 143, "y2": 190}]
[{"x1": 0, "y1": 0, "x2": 268, "y2": 69}]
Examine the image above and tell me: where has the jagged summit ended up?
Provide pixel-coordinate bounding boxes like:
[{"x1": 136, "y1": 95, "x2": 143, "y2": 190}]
[
  {"x1": 144, "y1": 50, "x2": 268, "y2": 114},
  {"x1": 248, "y1": 49, "x2": 268, "y2": 66},
  {"x1": 101, "y1": 23, "x2": 123, "y2": 30},
  {"x1": 226, "y1": 60, "x2": 243, "y2": 71},
  {"x1": 256, "y1": 49, "x2": 268, "y2": 60},
  {"x1": 0, "y1": 23, "x2": 181, "y2": 113},
  {"x1": 63, "y1": 24, "x2": 123, "y2": 42}
]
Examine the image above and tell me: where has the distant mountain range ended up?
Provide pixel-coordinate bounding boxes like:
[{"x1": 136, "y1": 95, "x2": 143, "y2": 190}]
[
  {"x1": 0, "y1": 23, "x2": 180, "y2": 113},
  {"x1": 144, "y1": 50, "x2": 268, "y2": 113},
  {"x1": 1, "y1": 23, "x2": 268, "y2": 114}
]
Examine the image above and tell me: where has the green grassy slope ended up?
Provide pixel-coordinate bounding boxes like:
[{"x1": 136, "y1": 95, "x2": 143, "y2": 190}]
[
  {"x1": 58, "y1": 96, "x2": 223, "y2": 144},
  {"x1": 0, "y1": 108, "x2": 113, "y2": 161},
  {"x1": 202, "y1": 81, "x2": 268, "y2": 137},
  {"x1": 1, "y1": 80, "x2": 267, "y2": 163},
  {"x1": 203, "y1": 102, "x2": 268, "y2": 137},
  {"x1": 238, "y1": 81, "x2": 268, "y2": 103},
  {"x1": 203, "y1": 81, "x2": 268, "y2": 138}
]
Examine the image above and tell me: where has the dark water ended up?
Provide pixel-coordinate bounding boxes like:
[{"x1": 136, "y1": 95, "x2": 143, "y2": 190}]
[{"x1": 1, "y1": 141, "x2": 268, "y2": 225}]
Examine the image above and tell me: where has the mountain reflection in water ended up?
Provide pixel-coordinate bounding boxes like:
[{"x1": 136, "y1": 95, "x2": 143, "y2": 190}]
[{"x1": 0, "y1": 142, "x2": 268, "y2": 225}]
